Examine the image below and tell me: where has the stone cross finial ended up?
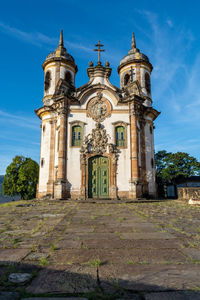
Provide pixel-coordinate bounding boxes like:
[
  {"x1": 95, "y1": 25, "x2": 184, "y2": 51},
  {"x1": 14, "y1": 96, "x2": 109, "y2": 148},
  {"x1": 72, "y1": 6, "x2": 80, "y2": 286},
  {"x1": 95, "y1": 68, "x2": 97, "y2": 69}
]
[{"x1": 94, "y1": 41, "x2": 105, "y2": 65}]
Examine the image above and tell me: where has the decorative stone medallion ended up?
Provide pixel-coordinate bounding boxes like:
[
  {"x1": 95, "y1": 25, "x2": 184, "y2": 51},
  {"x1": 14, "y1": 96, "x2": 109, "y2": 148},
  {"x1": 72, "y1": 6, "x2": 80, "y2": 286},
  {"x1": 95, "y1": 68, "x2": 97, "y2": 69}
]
[{"x1": 87, "y1": 92, "x2": 111, "y2": 122}]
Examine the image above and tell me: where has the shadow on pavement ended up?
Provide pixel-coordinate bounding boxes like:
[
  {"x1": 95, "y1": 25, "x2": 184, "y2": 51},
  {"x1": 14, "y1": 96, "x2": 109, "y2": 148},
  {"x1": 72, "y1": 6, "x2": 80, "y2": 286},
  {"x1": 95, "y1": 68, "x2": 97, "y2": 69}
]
[{"x1": 1, "y1": 261, "x2": 200, "y2": 299}]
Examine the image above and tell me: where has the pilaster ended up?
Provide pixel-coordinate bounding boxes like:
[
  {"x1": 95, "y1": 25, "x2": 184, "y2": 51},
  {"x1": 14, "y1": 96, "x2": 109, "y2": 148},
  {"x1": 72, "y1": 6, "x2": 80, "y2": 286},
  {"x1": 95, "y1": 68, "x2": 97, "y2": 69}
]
[
  {"x1": 54, "y1": 103, "x2": 68, "y2": 199},
  {"x1": 129, "y1": 101, "x2": 142, "y2": 198},
  {"x1": 47, "y1": 119, "x2": 56, "y2": 196},
  {"x1": 140, "y1": 118, "x2": 148, "y2": 196}
]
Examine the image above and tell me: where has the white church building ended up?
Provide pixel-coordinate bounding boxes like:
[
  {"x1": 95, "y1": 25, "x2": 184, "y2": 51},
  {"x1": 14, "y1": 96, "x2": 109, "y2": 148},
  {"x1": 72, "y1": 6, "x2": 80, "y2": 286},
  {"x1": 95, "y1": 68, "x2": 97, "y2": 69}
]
[{"x1": 35, "y1": 31, "x2": 160, "y2": 200}]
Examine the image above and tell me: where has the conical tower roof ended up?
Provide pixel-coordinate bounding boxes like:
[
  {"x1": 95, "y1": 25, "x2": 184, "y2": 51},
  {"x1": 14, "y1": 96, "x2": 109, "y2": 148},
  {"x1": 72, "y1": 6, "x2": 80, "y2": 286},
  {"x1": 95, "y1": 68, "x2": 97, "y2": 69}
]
[{"x1": 118, "y1": 33, "x2": 152, "y2": 72}]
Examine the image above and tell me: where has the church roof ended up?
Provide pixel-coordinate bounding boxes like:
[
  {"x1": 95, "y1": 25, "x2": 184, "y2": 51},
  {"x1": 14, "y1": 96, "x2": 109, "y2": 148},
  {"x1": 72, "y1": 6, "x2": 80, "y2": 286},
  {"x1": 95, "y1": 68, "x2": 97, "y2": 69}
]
[{"x1": 118, "y1": 33, "x2": 152, "y2": 71}]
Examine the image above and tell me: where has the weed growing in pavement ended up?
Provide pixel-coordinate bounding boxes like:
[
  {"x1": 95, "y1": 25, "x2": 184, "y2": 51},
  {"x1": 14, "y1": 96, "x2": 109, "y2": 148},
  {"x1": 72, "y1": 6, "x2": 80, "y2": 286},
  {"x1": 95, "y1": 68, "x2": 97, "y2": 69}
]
[
  {"x1": 88, "y1": 258, "x2": 102, "y2": 268},
  {"x1": 39, "y1": 257, "x2": 49, "y2": 266}
]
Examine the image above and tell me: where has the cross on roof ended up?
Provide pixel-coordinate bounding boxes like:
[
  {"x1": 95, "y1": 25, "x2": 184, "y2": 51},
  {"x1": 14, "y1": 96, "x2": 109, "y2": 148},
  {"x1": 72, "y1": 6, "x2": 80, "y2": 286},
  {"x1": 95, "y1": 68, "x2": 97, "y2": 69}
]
[{"x1": 93, "y1": 40, "x2": 105, "y2": 65}]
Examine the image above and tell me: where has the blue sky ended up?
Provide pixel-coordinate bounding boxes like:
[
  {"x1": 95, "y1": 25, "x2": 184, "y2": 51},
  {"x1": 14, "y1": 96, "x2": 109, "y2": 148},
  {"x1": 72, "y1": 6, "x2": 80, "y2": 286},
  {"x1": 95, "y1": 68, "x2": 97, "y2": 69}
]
[{"x1": 0, "y1": 0, "x2": 200, "y2": 174}]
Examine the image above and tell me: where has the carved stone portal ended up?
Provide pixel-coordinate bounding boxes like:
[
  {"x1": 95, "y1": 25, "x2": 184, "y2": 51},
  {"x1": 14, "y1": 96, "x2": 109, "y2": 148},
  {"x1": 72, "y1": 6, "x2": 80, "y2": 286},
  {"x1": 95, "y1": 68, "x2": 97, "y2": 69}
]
[{"x1": 80, "y1": 122, "x2": 119, "y2": 199}]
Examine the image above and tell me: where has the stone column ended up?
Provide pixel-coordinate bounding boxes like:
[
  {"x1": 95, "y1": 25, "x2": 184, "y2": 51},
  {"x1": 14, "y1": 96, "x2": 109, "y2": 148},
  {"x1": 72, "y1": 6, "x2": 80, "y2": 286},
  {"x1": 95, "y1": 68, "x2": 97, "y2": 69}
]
[
  {"x1": 47, "y1": 119, "x2": 56, "y2": 196},
  {"x1": 140, "y1": 119, "x2": 148, "y2": 196},
  {"x1": 110, "y1": 154, "x2": 118, "y2": 199},
  {"x1": 54, "y1": 106, "x2": 67, "y2": 199},
  {"x1": 80, "y1": 154, "x2": 87, "y2": 200},
  {"x1": 129, "y1": 101, "x2": 141, "y2": 198}
]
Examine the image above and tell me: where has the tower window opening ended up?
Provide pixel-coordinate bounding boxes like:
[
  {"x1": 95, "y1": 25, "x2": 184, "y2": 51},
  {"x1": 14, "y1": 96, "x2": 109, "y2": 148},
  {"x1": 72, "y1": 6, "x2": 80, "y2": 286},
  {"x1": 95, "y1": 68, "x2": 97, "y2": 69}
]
[
  {"x1": 41, "y1": 158, "x2": 44, "y2": 167},
  {"x1": 145, "y1": 73, "x2": 151, "y2": 94},
  {"x1": 115, "y1": 126, "x2": 125, "y2": 147},
  {"x1": 151, "y1": 158, "x2": 154, "y2": 168},
  {"x1": 65, "y1": 71, "x2": 72, "y2": 84},
  {"x1": 72, "y1": 125, "x2": 82, "y2": 146},
  {"x1": 44, "y1": 71, "x2": 51, "y2": 91},
  {"x1": 124, "y1": 73, "x2": 130, "y2": 86}
]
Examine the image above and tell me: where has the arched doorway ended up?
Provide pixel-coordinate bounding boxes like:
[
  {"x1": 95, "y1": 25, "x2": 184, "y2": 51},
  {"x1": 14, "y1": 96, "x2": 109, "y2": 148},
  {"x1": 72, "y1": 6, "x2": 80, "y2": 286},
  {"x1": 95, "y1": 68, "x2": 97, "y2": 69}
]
[{"x1": 88, "y1": 156, "x2": 109, "y2": 198}]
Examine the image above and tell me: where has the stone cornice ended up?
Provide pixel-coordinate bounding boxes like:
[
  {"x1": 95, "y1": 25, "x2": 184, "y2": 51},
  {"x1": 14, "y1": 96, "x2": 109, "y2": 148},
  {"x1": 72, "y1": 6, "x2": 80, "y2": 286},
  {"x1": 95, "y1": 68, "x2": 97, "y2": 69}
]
[
  {"x1": 42, "y1": 57, "x2": 78, "y2": 73},
  {"x1": 144, "y1": 107, "x2": 160, "y2": 121},
  {"x1": 35, "y1": 106, "x2": 54, "y2": 119},
  {"x1": 118, "y1": 59, "x2": 153, "y2": 74}
]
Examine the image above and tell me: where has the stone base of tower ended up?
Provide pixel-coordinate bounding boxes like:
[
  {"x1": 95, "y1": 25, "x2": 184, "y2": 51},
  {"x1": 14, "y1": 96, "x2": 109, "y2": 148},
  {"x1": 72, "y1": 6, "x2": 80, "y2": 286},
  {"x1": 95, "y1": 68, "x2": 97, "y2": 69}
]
[
  {"x1": 54, "y1": 180, "x2": 67, "y2": 199},
  {"x1": 128, "y1": 180, "x2": 143, "y2": 199}
]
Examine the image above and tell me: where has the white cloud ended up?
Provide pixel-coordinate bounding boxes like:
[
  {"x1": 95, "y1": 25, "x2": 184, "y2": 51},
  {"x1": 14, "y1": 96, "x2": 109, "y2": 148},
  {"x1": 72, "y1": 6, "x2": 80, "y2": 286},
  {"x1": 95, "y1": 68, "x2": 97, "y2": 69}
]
[
  {"x1": 0, "y1": 21, "x2": 93, "y2": 54},
  {"x1": 0, "y1": 110, "x2": 39, "y2": 130},
  {"x1": 166, "y1": 19, "x2": 173, "y2": 28}
]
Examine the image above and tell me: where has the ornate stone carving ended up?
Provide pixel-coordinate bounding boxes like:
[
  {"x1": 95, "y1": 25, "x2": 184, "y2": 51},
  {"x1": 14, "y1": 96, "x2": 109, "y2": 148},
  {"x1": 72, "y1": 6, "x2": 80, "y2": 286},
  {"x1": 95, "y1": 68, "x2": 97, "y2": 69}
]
[
  {"x1": 123, "y1": 80, "x2": 142, "y2": 100},
  {"x1": 80, "y1": 122, "x2": 118, "y2": 162},
  {"x1": 80, "y1": 122, "x2": 107, "y2": 155},
  {"x1": 87, "y1": 92, "x2": 111, "y2": 122},
  {"x1": 54, "y1": 78, "x2": 74, "y2": 97}
]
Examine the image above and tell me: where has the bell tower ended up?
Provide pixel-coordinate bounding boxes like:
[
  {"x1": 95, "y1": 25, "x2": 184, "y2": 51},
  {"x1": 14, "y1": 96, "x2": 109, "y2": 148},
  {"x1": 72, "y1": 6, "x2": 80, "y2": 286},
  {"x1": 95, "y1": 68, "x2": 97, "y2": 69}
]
[
  {"x1": 42, "y1": 30, "x2": 78, "y2": 105},
  {"x1": 118, "y1": 33, "x2": 153, "y2": 106},
  {"x1": 35, "y1": 30, "x2": 77, "y2": 200}
]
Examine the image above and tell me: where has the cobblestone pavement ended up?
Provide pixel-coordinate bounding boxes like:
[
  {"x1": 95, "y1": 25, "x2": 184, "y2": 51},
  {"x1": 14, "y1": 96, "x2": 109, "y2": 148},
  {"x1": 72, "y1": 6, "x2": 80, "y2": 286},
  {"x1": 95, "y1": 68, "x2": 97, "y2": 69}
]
[{"x1": 0, "y1": 199, "x2": 200, "y2": 299}]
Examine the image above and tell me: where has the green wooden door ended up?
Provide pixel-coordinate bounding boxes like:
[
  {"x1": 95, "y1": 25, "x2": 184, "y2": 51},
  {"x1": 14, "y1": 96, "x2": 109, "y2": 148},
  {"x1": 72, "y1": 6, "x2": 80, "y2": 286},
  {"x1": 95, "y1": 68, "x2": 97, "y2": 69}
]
[{"x1": 88, "y1": 156, "x2": 109, "y2": 198}]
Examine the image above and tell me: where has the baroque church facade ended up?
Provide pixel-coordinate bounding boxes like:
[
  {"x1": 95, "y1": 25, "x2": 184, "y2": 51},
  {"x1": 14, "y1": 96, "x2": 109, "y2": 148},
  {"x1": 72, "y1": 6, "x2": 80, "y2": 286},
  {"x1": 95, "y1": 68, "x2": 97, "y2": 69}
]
[{"x1": 35, "y1": 31, "x2": 160, "y2": 200}]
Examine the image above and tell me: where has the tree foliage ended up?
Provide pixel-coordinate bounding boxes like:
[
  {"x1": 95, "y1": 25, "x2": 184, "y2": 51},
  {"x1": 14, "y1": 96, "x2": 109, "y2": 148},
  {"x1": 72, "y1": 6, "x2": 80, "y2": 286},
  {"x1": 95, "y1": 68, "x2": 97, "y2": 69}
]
[
  {"x1": 155, "y1": 151, "x2": 200, "y2": 185},
  {"x1": 3, "y1": 156, "x2": 39, "y2": 200}
]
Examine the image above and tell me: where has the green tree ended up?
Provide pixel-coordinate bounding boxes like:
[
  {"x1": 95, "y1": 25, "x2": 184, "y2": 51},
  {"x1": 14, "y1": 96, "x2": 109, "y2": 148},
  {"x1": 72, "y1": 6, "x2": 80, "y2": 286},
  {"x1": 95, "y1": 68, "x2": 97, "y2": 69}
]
[
  {"x1": 155, "y1": 151, "x2": 200, "y2": 184},
  {"x1": 3, "y1": 155, "x2": 39, "y2": 200},
  {"x1": 155, "y1": 151, "x2": 200, "y2": 196}
]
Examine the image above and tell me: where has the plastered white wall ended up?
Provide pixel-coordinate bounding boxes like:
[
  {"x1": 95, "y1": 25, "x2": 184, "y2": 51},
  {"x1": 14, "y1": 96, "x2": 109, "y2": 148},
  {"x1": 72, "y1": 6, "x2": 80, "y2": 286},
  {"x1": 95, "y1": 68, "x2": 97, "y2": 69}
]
[{"x1": 38, "y1": 120, "x2": 51, "y2": 192}]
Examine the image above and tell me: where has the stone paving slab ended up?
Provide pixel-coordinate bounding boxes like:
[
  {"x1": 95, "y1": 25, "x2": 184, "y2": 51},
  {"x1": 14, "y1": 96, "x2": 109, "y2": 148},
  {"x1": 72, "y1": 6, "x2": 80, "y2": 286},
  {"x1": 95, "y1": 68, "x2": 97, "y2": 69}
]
[
  {"x1": 64, "y1": 227, "x2": 94, "y2": 233},
  {"x1": 26, "y1": 267, "x2": 97, "y2": 294},
  {"x1": 49, "y1": 248, "x2": 188, "y2": 265},
  {"x1": 83, "y1": 238, "x2": 182, "y2": 249},
  {"x1": 120, "y1": 232, "x2": 176, "y2": 239},
  {"x1": 144, "y1": 291, "x2": 200, "y2": 300},
  {"x1": 99, "y1": 264, "x2": 200, "y2": 291},
  {"x1": 181, "y1": 247, "x2": 200, "y2": 261},
  {"x1": 107, "y1": 223, "x2": 159, "y2": 232},
  {"x1": 0, "y1": 249, "x2": 30, "y2": 262},
  {"x1": 24, "y1": 252, "x2": 49, "y2": 261},
  {"x1": 61, "y1": 232, "x2": 118, "y2": 239},
  {"x1": 56, "y1": 239, "x2": 82, "y2": 249}
]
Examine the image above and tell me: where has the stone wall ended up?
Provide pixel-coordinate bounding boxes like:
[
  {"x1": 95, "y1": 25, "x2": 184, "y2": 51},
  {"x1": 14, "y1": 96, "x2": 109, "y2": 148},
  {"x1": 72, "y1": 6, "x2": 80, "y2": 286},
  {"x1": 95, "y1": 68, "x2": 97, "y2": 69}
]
[{"x1": 178, "y1": 187, "x2": 200, "y2": 200}]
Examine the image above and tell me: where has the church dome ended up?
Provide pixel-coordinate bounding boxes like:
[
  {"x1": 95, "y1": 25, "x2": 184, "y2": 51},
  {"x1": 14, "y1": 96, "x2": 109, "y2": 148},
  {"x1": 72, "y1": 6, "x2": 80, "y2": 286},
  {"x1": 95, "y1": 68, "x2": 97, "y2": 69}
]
[
  {"x1": 46, "y1": 47, "x2": 75, "y2": 63},
  {"x1": 44, "y1": 30, "x2": 76, "y2": 66},
  {"x1": 118, "y1": 33, "x2": 152, "y2": 70}
]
